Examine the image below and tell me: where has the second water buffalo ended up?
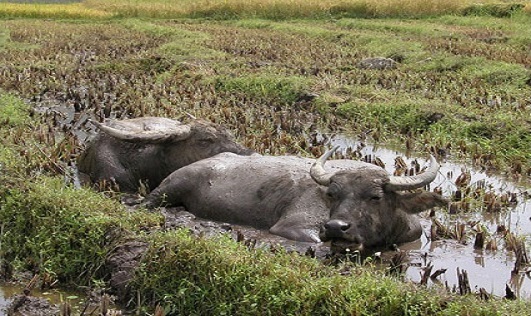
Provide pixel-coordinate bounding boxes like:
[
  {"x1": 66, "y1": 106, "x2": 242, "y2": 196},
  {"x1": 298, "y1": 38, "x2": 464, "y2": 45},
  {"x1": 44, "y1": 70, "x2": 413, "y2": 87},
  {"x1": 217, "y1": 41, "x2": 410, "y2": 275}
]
[
  {"x1": 144, "y1": 147, "x2": 448, "y2": 250},
  {"x1": 77, "y1": 117, "x2": 254, "y2": 192}
]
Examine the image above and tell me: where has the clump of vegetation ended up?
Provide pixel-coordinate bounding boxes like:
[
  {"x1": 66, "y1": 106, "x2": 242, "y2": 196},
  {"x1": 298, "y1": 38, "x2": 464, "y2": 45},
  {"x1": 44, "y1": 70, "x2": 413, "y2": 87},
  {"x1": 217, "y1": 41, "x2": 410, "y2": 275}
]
[
  {"x1": 0, "y1": 94, "x2": 161, "y2": 285},
  {"x1": 0, "y1": 176, "x2": 160, "y2": 283},
  {"x1": 129, "y1": 228, "x2": 531, "y2": 315},
  {"x1": 213, "y1": 75, "x2": 311, "y2": 104},
  {"x1": 462, "y1": 3, "x2": 525, "y2": 18},
  {"x1": 0, "y1": 92, "x2": 29, "y2": 126}
]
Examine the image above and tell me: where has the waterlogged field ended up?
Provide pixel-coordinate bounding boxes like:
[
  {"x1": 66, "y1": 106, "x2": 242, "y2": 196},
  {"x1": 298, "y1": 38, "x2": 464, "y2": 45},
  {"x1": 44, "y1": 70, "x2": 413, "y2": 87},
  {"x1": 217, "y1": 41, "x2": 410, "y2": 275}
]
[{"x1": 0, "y1": 0, "x2": 531, "y2": 314}]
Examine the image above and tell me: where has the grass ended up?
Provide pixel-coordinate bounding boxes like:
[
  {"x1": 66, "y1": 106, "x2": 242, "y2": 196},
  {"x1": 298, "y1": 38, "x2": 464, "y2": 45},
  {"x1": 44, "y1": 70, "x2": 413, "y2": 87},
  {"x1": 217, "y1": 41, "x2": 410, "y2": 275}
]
[
  {"x1": 0, "y1": 0, "x2": 531, "y2": 314},
  {"x1": 0, "y1": 92, "x2": 29, "y2": 125},
  {"x1": 0, "y1": 0, "x2": 529, "y2": 20},
  {"x1": 0, "y1": 2, "x2": 111, "y2": 19},
  {"x1": 213, "y1": 74, "x2": 311, "y2": 104},
  {"x1": 0, "y1": 176, "x2": 160, "y2": 282},
  {"x1": 0, "y1": 93, "x2": 162, "y2": 283},
  {"x1": 82, "y1": 0, "x2": 530, "y2": 19},
  {"x1": 128, "y1": 227, "x2": 531, "y2": 315}
]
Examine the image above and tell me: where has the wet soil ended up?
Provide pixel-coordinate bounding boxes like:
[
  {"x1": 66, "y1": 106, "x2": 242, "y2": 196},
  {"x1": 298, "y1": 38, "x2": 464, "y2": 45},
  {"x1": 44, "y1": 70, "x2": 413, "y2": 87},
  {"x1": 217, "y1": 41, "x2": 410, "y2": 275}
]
[{"x1": 0, "y1": 281, "x2": 117, "y2": 316}]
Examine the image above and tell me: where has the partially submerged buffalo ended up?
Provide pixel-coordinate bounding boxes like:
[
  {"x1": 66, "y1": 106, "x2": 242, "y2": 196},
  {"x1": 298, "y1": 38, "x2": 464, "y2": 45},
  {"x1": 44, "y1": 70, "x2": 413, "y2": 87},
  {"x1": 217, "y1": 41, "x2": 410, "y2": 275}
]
[
  {"x1": 77, "y1": 117, "x2": 254, "y2": 192},
  {"x1": 144, "y1": 146, "x2": 448, "y2": 250}
]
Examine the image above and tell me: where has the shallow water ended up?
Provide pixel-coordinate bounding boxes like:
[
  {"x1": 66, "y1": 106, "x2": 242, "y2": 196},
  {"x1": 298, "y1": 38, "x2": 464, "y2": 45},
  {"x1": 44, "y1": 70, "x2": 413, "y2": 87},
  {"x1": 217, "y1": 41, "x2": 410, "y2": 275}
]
[
  {"x1": 329, "y1": 134, "x2": 531, "y2": 298},
  {"x1": 0, "y1": 282, "x2": 120, "y2": 315},
  {"x1": 0, "y1": 283, "x2": 79, "y2": 314}
]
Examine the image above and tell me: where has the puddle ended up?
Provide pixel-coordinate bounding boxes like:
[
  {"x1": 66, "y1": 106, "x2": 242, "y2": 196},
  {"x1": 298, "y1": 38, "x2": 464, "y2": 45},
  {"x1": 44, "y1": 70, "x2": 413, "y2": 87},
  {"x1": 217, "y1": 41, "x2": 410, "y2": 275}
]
[
  {"x1": 0, "y1": 282, "x2": 123, "y2": 315},
  {"x1": 328, "y1": 134, "x2": 531, "y2": 299},
  {"x1": 0, "y1": 282, "x2": 86, "y2": 315}
]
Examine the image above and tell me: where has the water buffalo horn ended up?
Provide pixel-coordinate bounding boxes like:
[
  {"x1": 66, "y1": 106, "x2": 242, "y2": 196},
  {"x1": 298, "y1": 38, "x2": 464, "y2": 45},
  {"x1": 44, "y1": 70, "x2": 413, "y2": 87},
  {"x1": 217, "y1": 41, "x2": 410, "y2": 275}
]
[
  {"x1": 91, "y1": 119, "x2": 192, "y2": 143},
  {"x1": 310, "y1": 145, "x2": 340, "y2": 186},
  {"x1": 387, "y1": 155, "x2": 440, "y2": 191}
]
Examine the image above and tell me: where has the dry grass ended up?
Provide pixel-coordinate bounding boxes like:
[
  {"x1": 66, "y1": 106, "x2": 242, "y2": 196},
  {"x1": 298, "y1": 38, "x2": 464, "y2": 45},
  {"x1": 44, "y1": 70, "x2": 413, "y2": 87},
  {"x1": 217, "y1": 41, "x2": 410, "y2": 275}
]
[
  {"x1": 83, "y1": 0, "x2": 515, "y2": 19},
  {"x1": 0, "y1": 0, "x2": 527, "y2": 19},
  {"x1": 0, "y1": 3, "x2": 111, "y2": 19}
]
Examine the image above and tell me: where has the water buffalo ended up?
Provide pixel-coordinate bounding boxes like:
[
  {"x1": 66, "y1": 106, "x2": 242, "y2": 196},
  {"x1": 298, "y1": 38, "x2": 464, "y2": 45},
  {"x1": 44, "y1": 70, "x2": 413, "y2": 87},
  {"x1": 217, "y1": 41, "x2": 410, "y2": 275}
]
[
  {"x1": 144, "y1": 146, "x2": 448, "y2": 250},
  {"x1": 77, "y1": 117, "x2": 254, "y2": 192}
]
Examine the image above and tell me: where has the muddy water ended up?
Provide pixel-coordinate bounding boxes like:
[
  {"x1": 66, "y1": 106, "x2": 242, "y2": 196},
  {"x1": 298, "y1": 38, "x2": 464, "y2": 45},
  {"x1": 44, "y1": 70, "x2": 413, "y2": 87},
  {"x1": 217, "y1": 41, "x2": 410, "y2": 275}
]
[
  {"x1": 329, "y1": 134, "x2": 531, "y2": 299},
  {"x1": 0, "y1": 282, "x2": 121, "y2": 315},
  {"x1": 0, "y1": 282, "x2": 85, "y2": 314}
]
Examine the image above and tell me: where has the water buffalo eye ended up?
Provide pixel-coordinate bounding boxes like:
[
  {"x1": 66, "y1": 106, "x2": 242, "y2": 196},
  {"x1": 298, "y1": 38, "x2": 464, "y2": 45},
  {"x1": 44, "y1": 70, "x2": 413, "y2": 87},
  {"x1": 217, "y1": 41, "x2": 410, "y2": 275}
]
[
  {"x1": 199, "y1": 138, "x2": 215, "y2": 145},
  {"x1": 326, "y1": 184, "x2": 340, "y2": 198},
  {"x1": 370, "y1": 196, "x2": 382, "y2": 201}
]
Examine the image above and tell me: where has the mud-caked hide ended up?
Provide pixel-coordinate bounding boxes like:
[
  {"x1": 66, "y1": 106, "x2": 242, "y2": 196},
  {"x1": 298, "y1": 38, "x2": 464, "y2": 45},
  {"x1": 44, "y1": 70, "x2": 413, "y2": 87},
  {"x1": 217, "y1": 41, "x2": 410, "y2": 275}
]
[
  {"x1": 144, "y1": 147, "x2": 448, "y2": 251},
  {"x1": 77, "y1": 117, "x2": 254, "y2": 192}
]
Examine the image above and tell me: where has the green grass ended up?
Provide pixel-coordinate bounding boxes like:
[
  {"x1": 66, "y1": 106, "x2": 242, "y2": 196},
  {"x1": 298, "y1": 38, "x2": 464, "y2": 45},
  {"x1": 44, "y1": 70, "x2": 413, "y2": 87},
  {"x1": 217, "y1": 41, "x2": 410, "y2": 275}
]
[
  {"x1": 0, "y1": 92, "x2": 30, "y2": 126},
  {"x1": 0, "y1": 176, "x2": 160, "y2": 282},
  {"x1": 213, "y1": 74, "x2": 311, "y2": 104},
  {"x1": 1, "y1": 1, "x2": 531, "y2": 314},
  {"x1": 131, "y1": 228, "x2": 530, "y2": 315}
]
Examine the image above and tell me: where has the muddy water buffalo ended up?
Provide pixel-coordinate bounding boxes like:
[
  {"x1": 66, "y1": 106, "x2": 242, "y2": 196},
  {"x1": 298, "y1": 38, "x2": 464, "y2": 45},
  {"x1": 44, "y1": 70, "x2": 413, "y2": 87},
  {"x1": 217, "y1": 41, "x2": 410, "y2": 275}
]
[
  {"x1": 77, "y1": 117, "x2": 254, "y2": 192},
  {"x1": 144, "y1": 146, "x2": 448, "y2": 250}
]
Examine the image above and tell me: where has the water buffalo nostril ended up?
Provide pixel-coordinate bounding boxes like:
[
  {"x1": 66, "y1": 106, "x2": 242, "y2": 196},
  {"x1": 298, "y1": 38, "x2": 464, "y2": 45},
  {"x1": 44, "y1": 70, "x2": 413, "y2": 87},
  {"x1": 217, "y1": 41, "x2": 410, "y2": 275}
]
[
  {"x1": 341, "y1": 223, "x2": 351, "y2": 231},
  {"x1": 324, "y1": 219, "x2": 350, "y2": 233}
]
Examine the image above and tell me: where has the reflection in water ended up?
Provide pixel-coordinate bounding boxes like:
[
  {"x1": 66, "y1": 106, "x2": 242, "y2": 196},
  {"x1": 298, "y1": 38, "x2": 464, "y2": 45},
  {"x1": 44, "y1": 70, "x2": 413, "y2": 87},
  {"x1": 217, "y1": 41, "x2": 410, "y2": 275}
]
[
  {"x1": 0, "y1": 282, "x2": 116, "y2": 314},
  {"x1": 328, "y1": 134, "x2": 531, "y2": 299}
]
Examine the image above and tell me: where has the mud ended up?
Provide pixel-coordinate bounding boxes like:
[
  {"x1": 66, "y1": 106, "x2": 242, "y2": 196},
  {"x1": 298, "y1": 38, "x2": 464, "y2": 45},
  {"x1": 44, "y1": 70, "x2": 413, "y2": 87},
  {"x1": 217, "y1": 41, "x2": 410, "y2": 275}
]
[{"x1": 3, "y1": 294, "x2": 59, "y2": 316}]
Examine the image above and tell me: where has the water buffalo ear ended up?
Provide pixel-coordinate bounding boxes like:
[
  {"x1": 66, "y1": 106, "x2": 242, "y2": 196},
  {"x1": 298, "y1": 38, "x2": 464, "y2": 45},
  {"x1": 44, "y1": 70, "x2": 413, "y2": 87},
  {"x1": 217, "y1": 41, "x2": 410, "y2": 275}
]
[{"x1": 396, "y1": 191, "x2": 449, "y2": 214}]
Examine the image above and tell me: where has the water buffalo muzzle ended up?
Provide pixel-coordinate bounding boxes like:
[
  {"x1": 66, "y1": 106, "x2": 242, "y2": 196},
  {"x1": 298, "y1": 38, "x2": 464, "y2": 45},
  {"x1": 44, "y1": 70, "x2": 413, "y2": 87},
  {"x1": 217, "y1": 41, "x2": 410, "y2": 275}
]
[{"x1": 323, "y1": 219, "x2": 351, "y2": 239}]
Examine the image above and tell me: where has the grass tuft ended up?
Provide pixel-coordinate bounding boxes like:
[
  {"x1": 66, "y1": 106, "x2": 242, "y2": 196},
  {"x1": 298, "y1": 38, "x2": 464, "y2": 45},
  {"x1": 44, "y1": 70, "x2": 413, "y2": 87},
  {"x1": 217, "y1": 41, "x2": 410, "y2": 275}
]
[
  {"x1": 0, "y1": 92, "x2": 30, "y2": 126},
  {"x1": 213, "y1": 75, "x2": 311, "y2": 104}
]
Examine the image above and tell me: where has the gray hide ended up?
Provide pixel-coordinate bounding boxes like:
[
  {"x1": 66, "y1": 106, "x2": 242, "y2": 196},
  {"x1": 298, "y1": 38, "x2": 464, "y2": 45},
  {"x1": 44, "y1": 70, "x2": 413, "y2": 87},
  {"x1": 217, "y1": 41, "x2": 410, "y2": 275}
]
[
  {"x1": 144, "y1": 147, "x2": 448, "y2": 250},
  {"x1": 77, "y1": 117, "x2": 254, "y2": 192}
]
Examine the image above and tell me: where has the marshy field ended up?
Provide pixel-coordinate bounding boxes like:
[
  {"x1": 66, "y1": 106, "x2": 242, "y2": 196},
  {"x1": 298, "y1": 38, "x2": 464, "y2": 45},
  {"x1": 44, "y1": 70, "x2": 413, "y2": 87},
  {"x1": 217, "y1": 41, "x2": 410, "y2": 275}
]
[{"x1": 0, "y1": 0, "x2": 530, "y2": 314}]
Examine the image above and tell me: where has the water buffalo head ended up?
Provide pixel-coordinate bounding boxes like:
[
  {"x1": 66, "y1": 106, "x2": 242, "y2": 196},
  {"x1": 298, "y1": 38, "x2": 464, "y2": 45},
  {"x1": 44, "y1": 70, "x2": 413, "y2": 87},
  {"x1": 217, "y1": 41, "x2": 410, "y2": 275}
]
[
  {"x1": 78, "y1": 117, "x2": 254, "y2": 192},
  {"x1": 311, "y1": 146, "x2": 447, "y2": 251},
  {"x1": 92, "y1": 117, "x2": 252, "y2": 158}
]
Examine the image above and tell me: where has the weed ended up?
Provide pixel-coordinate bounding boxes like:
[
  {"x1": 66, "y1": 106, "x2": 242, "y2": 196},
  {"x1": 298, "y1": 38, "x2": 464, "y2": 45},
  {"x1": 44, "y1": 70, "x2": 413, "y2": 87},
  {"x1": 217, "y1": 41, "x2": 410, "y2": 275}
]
[
  {"x1": 213, "y1": 75, "x2": 311, "y2": 104},
  {"x1": 0, "y1": 92, "x2": 29, "y2": 126},
  {"x1": 462, "y1": 3, "x2": 525, "y2": 18}
]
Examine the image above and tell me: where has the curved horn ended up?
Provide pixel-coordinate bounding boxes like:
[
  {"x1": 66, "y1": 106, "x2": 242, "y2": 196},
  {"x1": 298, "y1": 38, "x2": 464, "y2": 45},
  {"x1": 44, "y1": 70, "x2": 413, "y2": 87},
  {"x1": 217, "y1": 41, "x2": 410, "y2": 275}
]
[
  {"x1": 91, "y1": 118, "x2": 192, "y2": 143},
  {"x1": 184, "y1": 112, "x2": 197, "y2": 120},
  {"x1": 310, "y1": 145, "x2": 340, "y2": 186},
  {"x1": 386, "y1": 155, "x2": 440, "y2": 191}
]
